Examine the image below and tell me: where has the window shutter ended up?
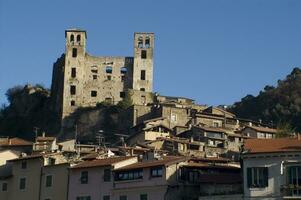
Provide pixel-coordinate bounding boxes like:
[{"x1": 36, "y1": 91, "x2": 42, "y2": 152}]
[
  {"x1": 264, "y1": 167, "x2": 268, "y2": 187},
  {"x1": 247, "y1": 168, "x2": 252, "y2": 187}
]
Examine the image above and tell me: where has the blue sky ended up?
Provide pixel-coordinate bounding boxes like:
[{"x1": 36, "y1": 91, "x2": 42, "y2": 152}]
[{"x1": 1, "y1": 0, "x2": 301, "y2": 106}]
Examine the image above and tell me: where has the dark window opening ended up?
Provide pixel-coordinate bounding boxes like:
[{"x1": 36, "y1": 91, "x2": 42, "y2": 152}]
[
  {"x1": 141, "y1": 50, "x2": 147, "y2": 59},
  {"x1": 91, "y1": 91, "x2": 97, "y2": 97},
  {"x1": 138, "y1": 36, "x2": 143, "y2": 48},
  {"x1": 120, "y1": 196, "x2": 127, "y2": 200},
  {"x1": 71, "y1": 68, "x2": 76, "y2": 78},
  {"x1": 106, "y1": 66, "x2": 112, "y2": 74},
  {"x1": 70, "y1": 85, "x2": 76, "y2": 95},
  {"x1": 121, "y1": 75, "x2": 125, "y2": 82},
  {"x1": 141, "y1": 70, "x2": 146, "y2": 80},
  {"x1": 107, "y1": 75, "x2": 111, "y2": 80},
  {"x1": 81, "y1": 171, "x2": 88, "y2": 184},
  {"x1": 145, "y1": 37, "x2": 150, "y2": 48},
  {"x1": 91, "y1": 69, "x2": 98, "y2": 73},
  {"x1": 46, "y1": 175, "x2": 52, "y2": 187},
  {"x1": 115, "y1": 169, "x2": 143, "y2": 181},
  {"x1": 140, "y1": 88, "x2": 145, "y2": 92},
  {"x1": 2, "y1": 183, "x2": 7, "y2": 191},
  {"x1": 120, "y1": 92, "x2": 125, "y2": 98},
  {"x1": 104, "y1": 169, "x2": 111, "y2": 182},
  {"x1": 19, "y1": 178, "x2": 26, "y2": 190},
  {"x1": 70, "y1": 34, "x2": 74, "y2": 42},
  {"x1": 72, "y1": 48, "x2": 77, "y2": 58},
  {"x1": 247, "y1": 167, "x2": 268, "y2": 188},
  {"x1": 151, "y1": 167, "x2": 163, "y2": 177},
  {"x1": 103, "y1": 196, "x2": 110, "y2": 200},
  {"x1": 71, "y1": 100, "x2": 75, "y2": 106},
  {"x1": 77, "y1": 35, "x2": 81, "y2": 42},
  {"x1": 140, "y1": 194, "x2": 148, "y2": 200},
  {"x1": 93, "y1": 75, "x2": 97, "y2": 80},
  {"x1": 21, "y1": 161, "x2": 27, "y2": 169},
  {"x1": 120, "y1": 67, "x2": 127, "y2": 74}
]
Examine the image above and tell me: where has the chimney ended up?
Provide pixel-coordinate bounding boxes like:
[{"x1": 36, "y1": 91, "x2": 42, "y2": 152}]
[
  {"x1": 298, "y1": 133, "x2": 301, "y2": 140},
  {"x1": 42, "y1": 132, "x2": 45, "y2": 137}
]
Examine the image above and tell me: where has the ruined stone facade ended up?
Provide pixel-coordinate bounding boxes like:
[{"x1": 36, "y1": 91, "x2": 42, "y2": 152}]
[{"x1": 51, "y1": 29, "x2": 154, "y2": 120}]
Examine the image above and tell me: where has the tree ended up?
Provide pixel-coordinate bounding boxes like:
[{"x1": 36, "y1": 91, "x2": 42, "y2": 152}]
[{"x1": 276, "y1": 122, "x2": 294, "y2": 138}]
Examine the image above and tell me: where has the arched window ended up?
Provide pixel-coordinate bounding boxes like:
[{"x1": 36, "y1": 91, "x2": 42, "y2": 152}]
[
  {"x1": 70, "y1": 34, "x2": 74, "y2": 42},
  {"x1": 145, "y1": 36, "x2": 150, "y2": 48},
  {"x1": 120, "y1": 67, "x2": 127, "y2": 74},
  {"x1": 138, "y1": 36, "x2": 143, "y2": 48},
  {"x1": 77, "y1": 35, "x2": 81, "y2": 42},
  {"x1": 106, "y1": 66, "x2": 112, "y2": 74}
]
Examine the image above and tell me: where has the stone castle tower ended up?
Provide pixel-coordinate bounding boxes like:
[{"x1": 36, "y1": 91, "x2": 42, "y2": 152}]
[{"x1": 51, "y1": 29, "x2": 154, "y2": 122}]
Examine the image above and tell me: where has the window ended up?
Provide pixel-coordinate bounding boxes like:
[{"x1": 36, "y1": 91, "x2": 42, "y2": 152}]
[
  {"x1": 91, "y1": 69, "x2": 98, "y2": 73},
  {"x1": 76, "y1": 196, "x2": 91, "y2": 200},
  {"x1": 103, "y1": 196, "x2": 110, "y2": 200},
  {"x1": 105, "y1": 98, "x2": 112, "y2": 104},
  {"x1": 120, "y1": 92, "x2": 125, "y2": 98},
  {"x1": 70, "y1": 85, "x2": 76, "y2": 95},
  {"x1": 81, "y1": 171, "x2": 88, "y2": 184},
  {"x1": 213, "y1": 122, "x2": 219, "y2": 127},
  {"x1": 140, "y1": 194, "x2": 148, "y2": 200},
  {"x1": 140, "y1": 70, "x2": 146, "y2": 80},
  {"x1": 70, "y1": 34, "x2": 74, "y2": 42},
  {"x1": 115, "y1": 169, "x2": 143, "y2": 181},
  {"x1": 77, "y1": 35, "x2": 81, "y2": 42},
  {"x1": 106, "y1": 66, "x2": 112, "y2": 74},
  {"x1": 138, "y1": 36, "x2": 143, "y2": 48},
  {"x1": 93, "y1": 75, "x2": 97, "y2": 80},
  {"x1": 120, "y1": 196, "x2": 127, "y2": 200},
  {"x1": 46, "y1": 175, "x2": 52, "y2": 187},
  {"x1": 151, "y1": 167, "x2": 163, "y2": 177},
  {"x1": 121, "y1": 75, "x2": 125, "y2": 82},
  {"x1": 247, "y1": 167, "x2": 268, "y2": 188},
  {"x1": 107, "y1": 75, "x2": 112, "y2": 80},
  {"x1": 91, "y1": 91, "x2": 97, "y2": 97},
  {"x1": 141, "y1": 50, "x2": 147, "y2": 59},
  {"x1": 2, "y1": 182, "x2": 7, "y2": 191},
  {"x1": 72, "y1": 48, "x2": 77, "y2": 57},
  {"x1": 120, "y1": 67, "x2": 127, "y2": 74},
  {"x1": 104, "y1": 169, "x2": 111, "y2": 182},
  {"x1": 19, "y1": 178, "x2": 26, "y2": 190},
  {"x1": 71, "y1": 100, "x2": 75, "y2": 106},
  {"x1": 21, "y1": 161, "x2": 27, "y2": 169},
  {"x1": 145, "y1": 37, "x2": 150, "y2": 48},
  {"x1": 71, "y1": 68, "x2": 76, "y2": 78},
  {"x1": 287, "y1": 166, "x2": 301, "y2": 195},
  {"x1": 48, "y1": 158, "x2": 55, "y2": 165},
  {"x1": 171, "y1": 114, "x2": 177, "y2": 122}
]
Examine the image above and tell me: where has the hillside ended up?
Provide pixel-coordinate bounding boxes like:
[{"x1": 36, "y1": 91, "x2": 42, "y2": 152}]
[{"x1": 229, "y1": 67, "x2": 301, "y2": 132}]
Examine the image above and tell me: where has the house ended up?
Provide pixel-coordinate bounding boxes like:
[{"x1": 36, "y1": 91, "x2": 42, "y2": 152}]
[
  {"x1": 113, "y1": 156, "x2": 187, "y2": 200},
  {"x1": 0, "y1": 137, "x2": 33, "y2": 154},
  {"x1": 0, "y1": 150, "x2": 21, "y2": 166},
  {"x1": 68, "y1": 156, "x2": 138, "y2": 200},
  {"x1": 242, "y1": 137, "x2": 301, "y2": 199},
  {"x1": 33, "y1": 133, "x2": 59, "y2": 152},
  {"x1": 241, "y1": 125, "x2": 277, "y2": 139}
]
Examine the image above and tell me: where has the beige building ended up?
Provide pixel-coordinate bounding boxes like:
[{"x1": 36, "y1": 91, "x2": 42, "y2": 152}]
[
  {"x1": 51, "y1": 29, "x2": 154, "y2": 123},
  {"x1": 241, "y1": 125, "x2": 277, "y2": 139}
]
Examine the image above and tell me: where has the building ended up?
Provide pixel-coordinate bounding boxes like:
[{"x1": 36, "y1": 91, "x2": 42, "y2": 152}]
[
  {"x1": 0, "y1": 150, "x2": 20, "y2": 166},
  {"x1": 33, "y1": 134, "x2": 59, "y2": 152},
  {"x1": 242, "y1": 137, "x2": 301, "y2": 199},
  {"x1": 241, "y1": 125, "x2": 277, "y2": 139},
  {"x1": 0, "y1": 137, "x2": 33, "y2": 154},
  {"x1": 68, "y1": 156, "x2": 138, "y2": 200},
  {"x1": 51, "y1": 29, "x2": 154, "y2": 122}
]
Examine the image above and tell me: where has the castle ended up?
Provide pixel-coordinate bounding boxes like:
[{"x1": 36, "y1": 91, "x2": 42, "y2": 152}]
[{"x1": 51, "y1": 29, "x2": 154, "y2": 121}]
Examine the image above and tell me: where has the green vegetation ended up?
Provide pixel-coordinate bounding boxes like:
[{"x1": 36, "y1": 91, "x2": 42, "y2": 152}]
[{"x1": 229, "y1": 67, "x2": 301, "y2": 132}]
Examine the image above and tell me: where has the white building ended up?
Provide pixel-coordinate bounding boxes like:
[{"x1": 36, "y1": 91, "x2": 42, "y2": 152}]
[{"x1": 242, "y1": 137, "x2": 301, "y2": 199}]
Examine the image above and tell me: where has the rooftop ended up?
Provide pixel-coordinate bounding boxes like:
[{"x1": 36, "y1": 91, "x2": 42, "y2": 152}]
[
  {"x1": 71, "y1": 156, "x2": 135, "y2": 169},
  {"x1": 244, "y1": 125, "x2": 277, "y2": 134},
  {"x1": 243, "y1": 138, "x2": 301, "y2": 154},
  {"x1": 0, "y1": 137, "x2": 33, "y2": 146}
]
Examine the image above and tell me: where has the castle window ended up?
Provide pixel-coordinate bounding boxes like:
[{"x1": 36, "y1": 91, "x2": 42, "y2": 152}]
[
  {"x1": 70, "y1": 34, "x2": 74, "y2": 42},
  {"x1": 93, "y1": 75, "x2": 97, "y2": 80},
  {"x1": 120, "y1": 92, "x2": 125, "y2": 98},
  {"x1": 138, "y1": 36, "x2": 143, "y2": 48},
  {"x1": 121, "y1": 75, "x2": 125, "y2": 82},
  {"x1": 107, "y1": 75, "x2": 111, "y2": 80},
  {"x1": 140, "y1": 88, "x2": 145, "y2": 92},
  {"x1": 145, "y1": 37, "x2": 150, "y2": 48},
  {"x1": 91, "y1": 69, "x2": 98, "y2": 73},
  {"x1": 105, "y1": 98, "x2": 112, "y2": 104},
  {"x1": 91, "y1": 91, "x2": 97, "y2": 97},
  {"x1": 71, "y1": 68, "x2": 76, "y2": 78},
  {"x1": 70, "y1": 85, "x2": 76, "y2": 95},
  {"x1": 72, "y1": 48, "x2": 77, "y2": 58},
  {"x1": 120, "y1": 67, "x2": 127, "y2": 74},
  {"x1": 71, "y1": 100, "x2": 75, "y2": 106},
  {"x1": 77, "y1": 35, "x2": 81, "y2": 42},
  {"x1": 141, "y1": 70, "x2": 146, "y2": 80},
  {"x1": 141, "y1": 50, "x2": 147, "y2": 59},
  {"x1": 106, "y1": 66, "x2": 112, "y2": 74}
]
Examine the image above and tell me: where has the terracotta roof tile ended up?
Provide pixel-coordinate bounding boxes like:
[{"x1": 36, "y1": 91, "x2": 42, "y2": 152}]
[
  {"x1": 0, "y1": 137, "x2": 33, "y2": 146},
  {"x1": 244, "y1": 138, "x2": 301, "y2": 154},
  {"x1": 115, "y1": 156, "x2": 187, "y2": 171},
  {"x1": 245, "y1": 126, "x2": 277, "y2": 134},
  {"x1": 71, "y1": 156, "x2": 135, "y2": 169}
]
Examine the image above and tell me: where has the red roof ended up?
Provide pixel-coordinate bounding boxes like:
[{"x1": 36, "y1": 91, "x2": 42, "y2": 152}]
[
  {"x1": 244, "y1": 138, "x2": 301, "y2": 154},
  {"x1": 244, "y1": 125, "x2": 277, "y2": 134},
  {"x1": 115, "y1": 156, "x2": 187, "y2": 171},
  {"x1": 71, "y1": 156, "x2": 135, "y2": 169},
  {"x1": 0, "y1": 137, "x2": 33, "y2": 146}
]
